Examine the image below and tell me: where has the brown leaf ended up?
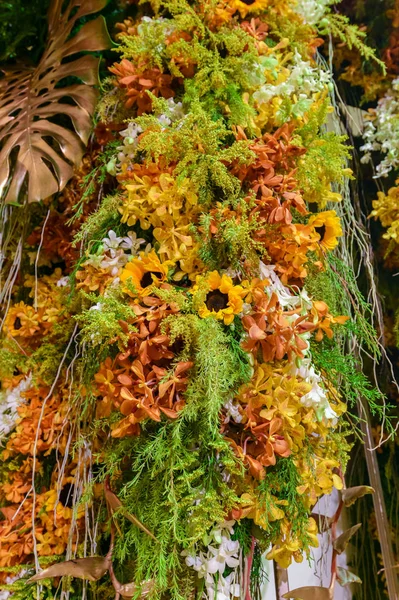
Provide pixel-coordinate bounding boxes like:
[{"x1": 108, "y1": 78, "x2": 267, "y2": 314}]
[
  {"x1": 0, "y1": 0, "x2": 112, "y2": 204},
  {"x1": 282, "y1": 586, "x2": 332, "y2": 599},
  {"x1": 336, "y1": 567, "x2": 362, "y2": 586},
  {"x1": 105, "y1": 485, "x2": 157, "y2": 541},
  {"x1": 119, "y1": 579, "x2": 155, "y2": 598},
  {"x1": 333, "y1": 523, "x2": 362, "y2": 555},
  {"x1": 310, "y1": 512, "x2": 334, "y2": 533},
  {"x1": 27, "y1": 556, "x2": 109, "y2": 583},
  {"x1": 341, "y1": 486, "x2": 375, "y2": 507}
]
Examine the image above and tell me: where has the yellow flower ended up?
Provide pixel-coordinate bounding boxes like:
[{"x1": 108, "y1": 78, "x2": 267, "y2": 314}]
[
  {"x1": 195, "y1": 271, "x2": 247, "y2": 325},
  {"x1": 296, "y1": 458, "x2": 343, "y2": 506},
  {"x1": 153, "y1": 213, "x2": 196, "y2": 263},
  {"x1": 232, "y1": 0, "x2": 269, "y2": 19},
  {"x1": 308, "y1": 210, "x2": 343, "y2": 252},
  {"x1": 120, "y1": 249, "x2": 171, "y2": 297},
  {"x1": 3, "y1": 301, "x2": 41, "y2": 338},
  {"x1": 235, "y1": 492, "x2": 286, "y2": 529},
  {"x1": 266, "y1": 517, "x2": 319, "y2": 568},
  {"x1": 370, "y1": 182, "x2": 399, "y2": 242},
  {"x1": 121, "y1": 173, "x2": 198, "y2": 232}
]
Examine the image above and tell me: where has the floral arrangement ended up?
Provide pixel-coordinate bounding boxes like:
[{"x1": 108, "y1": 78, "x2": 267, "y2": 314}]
[{"x1": 0, "y1": 0, "x2": 389, "y2": 599}]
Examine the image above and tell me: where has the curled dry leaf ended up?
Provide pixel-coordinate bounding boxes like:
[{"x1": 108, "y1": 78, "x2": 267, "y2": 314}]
[
  {"x1": 119, "y1": 579, "x2": 155, "y2": 598},
  {"x1": 104, "y1": 479, "x2": 157, "y2": 541},
  {"x1": 310, "y1": 512, "x2": 334, "y2": 533},
  {"x1": 282, "y1": 586, "x2": 332, "y2": 599},
  {"x1": 336, "y1": 567, "x2": 362, "y2": 586},
  {"x1": 341, "y1": 485, "x2": 375, "y2": 507},
  {"x1": 0, "y1": 0, "x2": 112, "y2": 204},
  {"x1": 333, "y1": 523, "x2": 362, "y2": 555},
  {"x1": 27, "y1": 556, "x2": 110, "y2": 583}
]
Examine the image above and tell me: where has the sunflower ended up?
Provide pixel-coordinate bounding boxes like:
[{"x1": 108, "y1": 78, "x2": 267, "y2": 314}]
[
  {"x1": 195, "y1": 271, "x2": 247, "y2": 325},
  {"x1": 120, "y1": 249, "x2": 171, "y2": 297},
  {"x1": 3, "y1": 301, "x2": 41, "y2": 338},
  {"x1": 231, "y1": 0, "x2": 269, "y2": 19},
  {"x1": 308, "y1": 210, "x2": 342, "y2": 252}
]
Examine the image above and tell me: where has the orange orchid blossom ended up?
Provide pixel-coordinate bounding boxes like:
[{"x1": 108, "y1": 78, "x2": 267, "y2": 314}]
[
  {"x1": 313, "y1": 300, "x2": 349, "y2": 340},
  {"x1": 242, "y1": 288, "x2": 316, "y2": 362},
  {"x1": 109, "y1": 59, "x2": 175, "y2": 113}
]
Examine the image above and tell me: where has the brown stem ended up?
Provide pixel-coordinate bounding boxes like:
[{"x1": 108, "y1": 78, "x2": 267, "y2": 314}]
[
  {"x1": 108, "y1": 522, "x2": 122, "y2": 595},
  {"x1": 329, "y1": 493, "x2": 343, "y2": 591},
  {"x1": 273, "y1": 561, "x2": 289, "y2": 599}
]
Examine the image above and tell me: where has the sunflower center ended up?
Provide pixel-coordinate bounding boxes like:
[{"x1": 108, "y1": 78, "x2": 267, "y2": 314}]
[
  {"x1": 315, "y1": 225, "x2": 326, "y2": 240},
  {"x1": 205, "y1": 290, "x2": 229, "y2": 311},
  {"x1": 59, "y1": 483, "x2": 75, "y2": 508},
  {"x1": 240, "y1": 0, "x2": 256, "y2": 4},
  {"x1": 140, "y1": 271, "x2": 162, "y2": 288},
  {"x1": 14, "y1": 317, "x2": 22, "y2": 330}
]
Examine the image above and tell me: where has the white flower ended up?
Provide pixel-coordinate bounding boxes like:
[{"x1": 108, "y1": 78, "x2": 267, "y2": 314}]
[
  {"x1": 253, "y1": 50, "x2": 331, "y2": 119},
  {"x1": 291, "y1": 359, "x2": 338, "y2": 422},
  {"x1": 360, "y1": 79, "x2": 399, "y2": 177},
  {"x1": 166, "y1": 97, "x2": 185, "y2": 121},
  {"x1": 100, "y1": 249, "x2": 129, "y2": 275},
  {"x1": 223, "y1": 398, "x2": 242, "y2": 424},
  {"x1": 184, "y1": 521, "x2": 241, "y2": 600},
  {"x1": 89, "y1": 303, "x2": 102, "y2": 312},
  {"x1": 294, "y1": 0, "x2": 334, "y2": 25},
  {"x1": 102, "y1": 230, "x2": 123, "y2": 253},
  {"x1": 120, "y1": 231, "x2": 147, "y2": 254},
  {"x1": 57, "y1": 276, "x2": 69, "y2": 287},
  {"x1": 0, "y1": 377, "x2": 32, "y2": 443}
]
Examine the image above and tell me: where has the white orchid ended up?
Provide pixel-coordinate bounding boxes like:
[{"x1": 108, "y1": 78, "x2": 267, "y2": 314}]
[
  {"x1": 361, "y1": 78, "x2": 399, "y2": 177},
  {"x1": 294, "y1": 0, "x2": 335, "y2": 25},
  {"x1": 183, "y1": 521, "x2": 241, "y2": 600},
  {"x1": 253, "y1": 50, "x2": 331, "y2": 119},
  {"x1": 102, "y1": 230, "x2": 123, "y2": 254},
  {"x1": 120, "y1": 231, "x2": 147, "y2": 254},
  {"x1": 0, "y1": 377, "x2": 32, "y2": 443}
]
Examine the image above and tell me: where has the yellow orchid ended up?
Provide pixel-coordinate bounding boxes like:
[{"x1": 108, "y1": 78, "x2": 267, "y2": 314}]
[{"x1": 266, "y1": 517, "x2": 319, "y2": 568}]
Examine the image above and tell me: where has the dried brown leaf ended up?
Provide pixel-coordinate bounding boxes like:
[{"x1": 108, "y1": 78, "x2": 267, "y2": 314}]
[
  {"x1": 0, "y1": 0, "x2": 112, "y2": 204},
  {"x1": 119, "y1": 579, "x2": 155, "y2": 598},
  {"x1": 282, "y1": 586, "x2": 332, "y2": 599},
  {"x1": 310, "y1": 512, "x2": 334, "y2": 533},
  {"x1": 336, "y1": 567, "x2": 362, "y2": 586},
  {"x1": 333, "y1": 523, "x2": 362, "y2": 554},
  {"x1": 27, "y1": 556, "x2": 109, "y2": 583},
  {"x1": 341, "y1": 486, "x2": 374, "y2": 507},
  {"x1": 105, "y1": 485, "x2": 157, "y2": 541}
]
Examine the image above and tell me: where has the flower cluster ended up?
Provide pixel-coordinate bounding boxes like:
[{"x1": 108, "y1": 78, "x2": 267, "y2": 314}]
[
  {"x1": 361, "y1": 78, "x2": 399, "y2": 177},
  {"x1": 0, "y1": 0, "x2": 370, "y2": 597}
]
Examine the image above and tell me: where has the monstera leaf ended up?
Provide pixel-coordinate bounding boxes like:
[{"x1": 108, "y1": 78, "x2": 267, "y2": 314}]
[{"x1": 0, "y1": 0, "x2": 112, "y2": 204}]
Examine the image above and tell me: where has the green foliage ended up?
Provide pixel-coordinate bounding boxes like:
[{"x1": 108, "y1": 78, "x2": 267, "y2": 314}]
[
  {"x1": 328, "y1": 255, "x2": 381, "y2": 359},
  {"x1": 115, "y1": 0, "x2": 257, "y2": 123},
  {"x1": 195, "y1": 200, "x2": 267, "y2": 273},
  {"x1": 93, "y1": 314, "x2": 251, "y2": 596},
  {"x1": 294, "y1": 100, "x2": 352, "y2": 204},
  {"x1": 72, "y1": 193, "x2": 123, "y2": 247},
  {"x1": 258, "y1": 457, "x2": 310, "y2": 540},
  {"x1": 319, "y1": 13, "x2": 386, "y2": 72},
  {"x1": 0, "y1": 344, "x2": 27, "y2": 380},
  {"x1": 311, "y1": 342, "x2": 392, "y2": 423},
  {"x1": 75, "y1": 288, "x2": 137, "y2": 349},
  {"x1": 135, "y1": 102, "x2": 254, "y2": 205},
  {"x1": 26, "y1": 321, "x2": 76, "y2": 385}
]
